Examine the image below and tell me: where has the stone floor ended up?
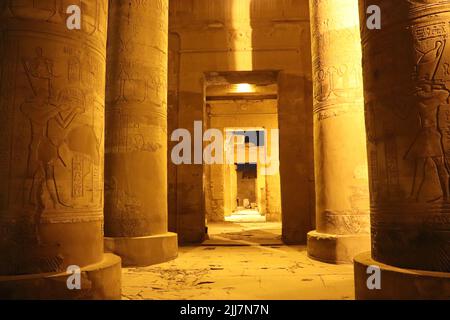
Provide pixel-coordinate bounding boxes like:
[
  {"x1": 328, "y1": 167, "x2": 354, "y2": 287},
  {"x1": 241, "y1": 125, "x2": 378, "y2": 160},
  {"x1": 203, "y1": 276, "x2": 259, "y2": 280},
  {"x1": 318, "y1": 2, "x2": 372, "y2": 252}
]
[
  {"x1": 225, "y1": 209, "x2": 266, "y2": 223},
  {"x1": 121, "y1": 222, "x2": 355, "y2": 300}
]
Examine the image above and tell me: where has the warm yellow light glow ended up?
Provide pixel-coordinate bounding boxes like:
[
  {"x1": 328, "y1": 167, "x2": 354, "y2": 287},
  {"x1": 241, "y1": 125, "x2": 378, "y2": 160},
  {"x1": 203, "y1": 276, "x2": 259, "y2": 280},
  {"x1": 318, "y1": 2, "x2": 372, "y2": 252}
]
[
  {"x1": 231, "y1": 0, "x2": 253, "y2": 70},
  {"x1": 234, "y1": 83, "x2": 255, "y2": 93}
]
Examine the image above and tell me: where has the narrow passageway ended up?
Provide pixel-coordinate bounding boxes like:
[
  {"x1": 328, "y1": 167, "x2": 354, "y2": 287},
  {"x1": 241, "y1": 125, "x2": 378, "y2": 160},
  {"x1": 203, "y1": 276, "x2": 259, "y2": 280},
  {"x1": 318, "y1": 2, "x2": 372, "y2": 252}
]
[{"x1": 122, "y1": 222, "x2": 355, "y2": 300}]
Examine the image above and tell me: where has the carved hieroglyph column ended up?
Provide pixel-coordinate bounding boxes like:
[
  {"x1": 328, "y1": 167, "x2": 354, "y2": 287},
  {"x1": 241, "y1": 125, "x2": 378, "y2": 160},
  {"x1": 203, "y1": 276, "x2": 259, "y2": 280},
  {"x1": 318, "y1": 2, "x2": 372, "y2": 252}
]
[
  {"x1": 104, "y1": 0, "x2": 178, "y2": 267},
  {"x1": 0, "y1": 1, "x2": 121, "y2": 299},
  {"x1": 354, "y1": 0, "x2": 450, "y2": 299},
  {"x1": 307, "y1": 0, "x2": 371, "y2": 264}
]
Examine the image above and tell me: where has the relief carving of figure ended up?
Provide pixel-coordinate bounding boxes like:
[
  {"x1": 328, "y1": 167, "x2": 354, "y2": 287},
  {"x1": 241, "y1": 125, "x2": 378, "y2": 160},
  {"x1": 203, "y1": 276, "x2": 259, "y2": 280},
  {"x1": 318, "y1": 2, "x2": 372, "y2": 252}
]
[
  {"x1": 314, "y1": 68, "x2": 331, "y2": 102},
  {"x1": 22, "y1": 47, "x2": 57, "y2": 99},
  {"x1": 405, "y1": 83, "x2": 450, "y2": 202},
  {"x1": 21, "y1": 87, "x2": 86, "y2": 242},
  {"x1": 416, "y1": 40, "x2": 445, "y2": 81}
]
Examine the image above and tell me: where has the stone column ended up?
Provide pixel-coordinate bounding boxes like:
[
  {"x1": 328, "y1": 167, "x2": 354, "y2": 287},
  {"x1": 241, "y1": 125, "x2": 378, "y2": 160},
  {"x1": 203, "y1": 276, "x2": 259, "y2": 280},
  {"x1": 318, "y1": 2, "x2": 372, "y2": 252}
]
[
  {"x1": 355, "y1": 0, "x2": 450, "y2": 299},
  {"x1": 0, "y1": 1, "x2": 121, "y2": 299},
  {"x1": 307, "y1": 0, "x2": 371, "y2": 264},
  {"x1": 104, "y1": 0, "x2": 178, "y2": 267}
]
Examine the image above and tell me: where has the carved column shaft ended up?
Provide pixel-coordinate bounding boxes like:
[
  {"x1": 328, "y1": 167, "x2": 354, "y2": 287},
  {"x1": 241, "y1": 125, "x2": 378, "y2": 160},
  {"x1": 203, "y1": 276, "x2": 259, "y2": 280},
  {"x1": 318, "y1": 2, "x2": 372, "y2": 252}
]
[
  {"x1": 0, "y1": 0, "x2": 121, "y2": 299},
  {"x1": 354, "y1": 1, "x2": 450, "y2": 299},
  {"x1": 307, "y1": 0, "x2": 371, "y2": 263},
  {"x1": 360, "y1": 0, "x2": 450, "y2": 272},
  {"x1": 104, "y1": 0, "x2": 177, "y2": 266}
]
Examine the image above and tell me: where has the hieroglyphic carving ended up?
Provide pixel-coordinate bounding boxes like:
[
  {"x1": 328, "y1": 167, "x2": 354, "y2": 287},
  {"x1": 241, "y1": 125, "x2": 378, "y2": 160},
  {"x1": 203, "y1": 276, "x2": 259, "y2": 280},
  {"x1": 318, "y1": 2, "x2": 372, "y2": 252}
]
[
  {"x1": 325, "y1": 213, "x2": 370, "y2": 235},
  {"x1": 8, "y1": 1, "x2": 107, "y2": 41},
  {"x1": 360, "y1": 0, "x2": 450, "y2": 272},
  {"x1": 105, "y1": 0, "x2": 169, "y2": 238},
  {"x1": 72, "y1": 155, "x2": 84, "y2": 198},
  {"x1": 309, "y1": 0, "x2": 370, "y2": 239},
  {"x1": 405, "y1": 85, "x2": 450, "y2": 201},
  {"x1": 20, "y1": 53, "x2": 103, "y2": 214},
  {"x1": 0, "y1": 0, "x2": 108, "y2": 275},
  {"x1": 311, "y1": 0, "x2": 364, "y2": 120},
  {"x1": 313, "y1": 63, "x2": 363, "y2": 104}
]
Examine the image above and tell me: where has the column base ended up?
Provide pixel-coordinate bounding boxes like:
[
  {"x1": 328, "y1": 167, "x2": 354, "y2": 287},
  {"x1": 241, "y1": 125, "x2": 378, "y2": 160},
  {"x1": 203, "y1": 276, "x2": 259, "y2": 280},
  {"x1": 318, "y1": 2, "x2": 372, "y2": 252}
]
[
  {"x1": 354, "y1": 251, "x2": 450, "y2": 300},
  {"x1": 105, "y1": 232, "x2": 178, "y2": 267},
  {"x1": 307, "y1": 230, "x2": 370, "y2": 264},
  {"x1": 178, "y1": 227, "x2": 207, "y2": 244},
  {"x1": 282, "y1": 226, "x2": 308, "y2": 244},
  {"x1": 0, "y1": 253, "x2": 121, "y2": 300}
]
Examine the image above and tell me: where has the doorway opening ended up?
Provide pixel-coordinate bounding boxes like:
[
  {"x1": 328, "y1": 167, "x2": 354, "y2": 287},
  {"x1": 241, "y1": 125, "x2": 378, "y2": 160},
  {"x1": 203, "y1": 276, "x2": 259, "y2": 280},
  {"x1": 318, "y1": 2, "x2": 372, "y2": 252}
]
[
  {"x1": 230, "y1": 162, "x2": 262, "y2": 222},
  {"x1": 203, "y1": 71, "x2": 282, "y2": 244}
]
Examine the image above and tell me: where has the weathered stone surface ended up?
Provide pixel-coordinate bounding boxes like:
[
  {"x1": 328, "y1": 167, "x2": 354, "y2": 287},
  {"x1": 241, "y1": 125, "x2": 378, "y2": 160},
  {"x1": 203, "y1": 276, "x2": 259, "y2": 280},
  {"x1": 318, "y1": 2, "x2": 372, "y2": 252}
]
[
  {"x1": 307, "y1": 231, "x2": 369, "y2": 264},
  {"x1": 360, "y1": 0, "x2": 450, "y2": 273},
  {"x1": 105, "y1": 233, "x2": 178, "y2": 267},
  {"x1": 0, "y1": 0, "x2": 120, "y2": 299},
  {"x1": 0, "y1": 253, "x2": 121, "y2": 300},
  {"x1": 307, "y1": 0, "x2": 371, "y2": 263},
  {"x1": 104, "y1": 0, "x2": 177, "y2": 265}
]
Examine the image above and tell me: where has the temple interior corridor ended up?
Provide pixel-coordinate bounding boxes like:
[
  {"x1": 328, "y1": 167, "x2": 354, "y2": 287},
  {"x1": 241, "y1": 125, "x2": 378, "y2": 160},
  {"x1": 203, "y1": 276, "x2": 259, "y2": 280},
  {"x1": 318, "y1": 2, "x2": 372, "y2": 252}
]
[{"x1": 0, "y1": 0, "x2": 450, "y2": 301}]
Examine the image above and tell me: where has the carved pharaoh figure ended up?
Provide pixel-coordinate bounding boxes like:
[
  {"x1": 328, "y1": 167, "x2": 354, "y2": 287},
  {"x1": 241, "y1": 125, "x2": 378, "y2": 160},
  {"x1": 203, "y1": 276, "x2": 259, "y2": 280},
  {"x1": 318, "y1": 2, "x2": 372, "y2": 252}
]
[
  {"x1": 22, "y1": 88, "x2": 86, "y2": 207},
  {"x1": 405, "y1": 83, "x2": 450, "y2": 201},
  {"x1": 23, "y1": 47, "x2": 56, "y2": 98},
  {"x1": 21, "y1": 86, "x2": 88, "y2": 243}
]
